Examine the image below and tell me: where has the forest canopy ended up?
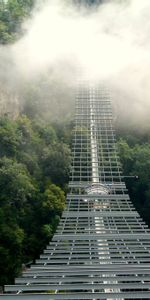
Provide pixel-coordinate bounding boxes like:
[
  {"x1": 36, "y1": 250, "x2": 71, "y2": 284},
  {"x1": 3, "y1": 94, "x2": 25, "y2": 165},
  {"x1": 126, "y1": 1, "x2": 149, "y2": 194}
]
[{"x1": 0, "y1": 115, "x2": 72, "y2": 286}]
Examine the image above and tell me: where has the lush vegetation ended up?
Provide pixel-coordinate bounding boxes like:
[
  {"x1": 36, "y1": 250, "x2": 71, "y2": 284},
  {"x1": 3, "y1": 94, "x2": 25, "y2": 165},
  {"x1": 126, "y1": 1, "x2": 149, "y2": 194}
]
[
  {"x1": 117, "y1": 130, "x2": 150, "y2": 227},
  {"x1": 1, "y1": 114, "x2": 150, "y2": 287},
  {"x1": 0, "y1": 115, "x2": 71, "y2": 286},
  {"x1": 0, "y1": 0, "x2": 34, "y2": 44},
  {"x1": 0, "y1": 0, "x2": 72, "y2": 287}
]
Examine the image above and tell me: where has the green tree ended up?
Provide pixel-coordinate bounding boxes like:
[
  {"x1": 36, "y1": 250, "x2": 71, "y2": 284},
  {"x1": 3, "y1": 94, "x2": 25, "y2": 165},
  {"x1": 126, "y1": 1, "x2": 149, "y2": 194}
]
[
  {"x1": 117, "y1": 138, "x2": 150, "y2": 226},
  {"x1": 0, "y1": 0, "x2": 34, "y2": 44},
  {"x1": 43, "y1": 183, "x2": 65, "y2": 214},
  {"x1": 0, "y1": 116, "x2": 21, "y2": 157},
  {"x1": 41, "y1": 143, "x2": 71, "y2": 187},
  {"x1": 0, "y1": 115, "x2": 71, "y2": 286},
  {"x1": 0, "y1": 157, "x2": 35, "y2": 207}
]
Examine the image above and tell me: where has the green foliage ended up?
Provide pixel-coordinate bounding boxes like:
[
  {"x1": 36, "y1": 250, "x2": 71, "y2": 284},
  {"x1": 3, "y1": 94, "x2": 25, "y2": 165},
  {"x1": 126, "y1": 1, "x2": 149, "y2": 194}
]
[
  {"x1": 1, "y1": 112, "x2": 150, "y2": 288},
  {"x1": 0, "y1": 117, "x2": 20, "y2": 157},
  {"x1": 0, "y1": 157, "x2": 35, "y2": 205},
  {"x1": 43, "y1": 184, "x2": 65, "y2": 213},
  {"x1": 117, "y1": 137, "x2": 150, "y2": 226},
  {"x1": 41, "y1": 143, "x2": 71, "y2": 187},
  {"x1": 0, "y1": 0, "x2": 34, "y2": 44},
  {"x1": 0, "y1": 115, "x2": 71, "y2": 286}
]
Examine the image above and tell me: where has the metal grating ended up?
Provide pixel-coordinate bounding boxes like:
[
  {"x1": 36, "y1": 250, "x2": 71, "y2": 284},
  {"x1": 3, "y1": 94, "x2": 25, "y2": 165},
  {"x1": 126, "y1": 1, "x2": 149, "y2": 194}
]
[{"x1": 1, "y1": 81, "x2": 150, "y2": 299}]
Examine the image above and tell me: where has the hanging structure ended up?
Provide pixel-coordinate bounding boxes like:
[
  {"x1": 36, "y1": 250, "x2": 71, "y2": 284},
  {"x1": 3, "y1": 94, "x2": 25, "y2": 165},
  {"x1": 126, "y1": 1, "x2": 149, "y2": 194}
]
[{"x1": 1, "y1": 80, "x2": 150, "y2": 299}]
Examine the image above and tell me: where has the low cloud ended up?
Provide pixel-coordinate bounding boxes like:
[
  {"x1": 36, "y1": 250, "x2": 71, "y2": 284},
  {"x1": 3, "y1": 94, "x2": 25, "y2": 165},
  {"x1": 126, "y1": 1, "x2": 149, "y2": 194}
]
[{"x1": 1, "y1": 0, "x2": 150, "y2": 128}]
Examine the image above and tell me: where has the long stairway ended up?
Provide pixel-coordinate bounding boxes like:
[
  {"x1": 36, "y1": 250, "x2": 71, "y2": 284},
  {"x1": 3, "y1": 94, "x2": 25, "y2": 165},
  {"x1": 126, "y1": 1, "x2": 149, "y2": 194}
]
[{"x1": 1, "y1": 81, "x2": 150, "y2": 299}]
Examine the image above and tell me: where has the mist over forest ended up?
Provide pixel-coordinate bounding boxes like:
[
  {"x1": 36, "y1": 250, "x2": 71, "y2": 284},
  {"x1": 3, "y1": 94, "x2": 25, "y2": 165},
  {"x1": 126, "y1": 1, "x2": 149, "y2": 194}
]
[
  {"x1": 1, "y1": 0, "x2": 150, "y2": 288},
  {"x1": 1, "y1": 0, "x2": 150, "y2": 129}
]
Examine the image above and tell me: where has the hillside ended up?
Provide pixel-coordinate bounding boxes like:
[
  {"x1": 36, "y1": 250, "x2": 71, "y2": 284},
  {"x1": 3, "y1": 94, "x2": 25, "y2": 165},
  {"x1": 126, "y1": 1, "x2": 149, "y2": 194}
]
[{"x1": 1, "y1": 0, "x2": 150, "y2": 288}]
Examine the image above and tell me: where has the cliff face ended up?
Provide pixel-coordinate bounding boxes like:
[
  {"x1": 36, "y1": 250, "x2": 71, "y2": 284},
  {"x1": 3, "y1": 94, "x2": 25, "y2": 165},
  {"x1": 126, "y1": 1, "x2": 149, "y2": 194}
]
[
  {"x1": 0, "y1": 86, "x2": 20, "y2": 118},
  {"x1": 0, "y1": 77, "x2": 75, "y2": 122}
]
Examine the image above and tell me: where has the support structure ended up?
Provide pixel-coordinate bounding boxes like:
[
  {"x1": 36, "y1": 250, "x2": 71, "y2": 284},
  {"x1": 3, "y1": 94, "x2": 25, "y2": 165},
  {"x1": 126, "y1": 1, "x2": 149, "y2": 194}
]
[{"x1": 1, "y1": 81, "x2": 150, "y2": 299}]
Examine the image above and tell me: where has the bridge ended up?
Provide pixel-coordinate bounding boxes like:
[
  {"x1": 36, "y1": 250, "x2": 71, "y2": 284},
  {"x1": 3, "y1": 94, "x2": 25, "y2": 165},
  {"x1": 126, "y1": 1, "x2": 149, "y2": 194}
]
[{"x1": 1, "y1": 81, "x2": 150, "y2": 299}]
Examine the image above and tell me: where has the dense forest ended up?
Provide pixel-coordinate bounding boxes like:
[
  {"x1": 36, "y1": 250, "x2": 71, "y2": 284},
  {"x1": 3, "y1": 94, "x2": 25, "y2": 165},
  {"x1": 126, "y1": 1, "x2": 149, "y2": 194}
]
[
  {"x1": 0, "y1": 1, "x2": 73, "y2": 283},
  {"x1": 1, "y1": 0, "x2": 150, "y2": 289},
  {"x1": 0, "y1": 115, "x2": 72, "y2": 286},
  {"x1": 117, "y1": 130, "x2": 150, "y2": 228}
]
